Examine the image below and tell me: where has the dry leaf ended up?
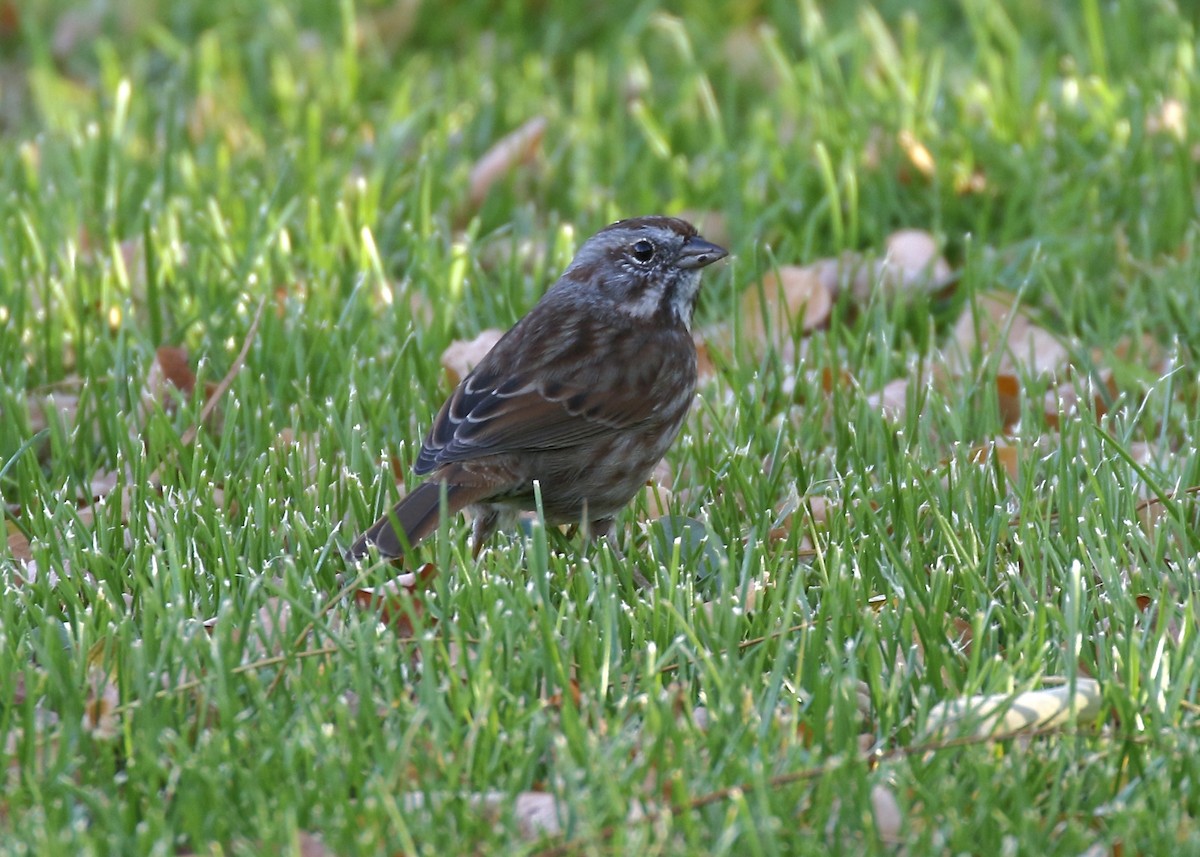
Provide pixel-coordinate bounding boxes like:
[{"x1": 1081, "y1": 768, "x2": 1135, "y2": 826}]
[
  {"x1": 954, "y1": 168, "x2": 988, "y2": 195},
  {"x1": 995, "y1": 374, "x2": 1022, "y2": 431},
  {"x1": 353, "y1": 563, "x2": 438, "y2": 637},
  {"x1": 5, "y1": 521, "x2": 32, "y2": 564},
  {"x1": 1042, "y1": 371, "x2": 1117, "y2": 429},
  {"x1": 357, "y1": 0, "x2": 420, "y2": 48},
  {"x1": 676, "y1": 209, "x2": 731, "y2": 252},
  {"x1": 273, "y1": 428, "x2": 322, "y2": 484},
  {"x1": 742, "y1": 265, "x2": 834, "y2": 351},
  {"x1": 152, "y1": 346, "x2": 197, "y2": 397},
  {"x1": 82, "y1": 668, "x2": 120, "y2": 740},
  {"x1": 89, "y1": 468, "x2": 124, "y2": 500},
  {"x1": 851, "y1": 229, "x2": 952, "y2": 302},
  {"x1": 879, "y1": 228, "x2": 952, "y2": 289},
  {"x1": 721, "y1": 24, "x2": 779, "y2": 89},
  {"x1": 866, "y1": 377, "x2": 911, "y2": 421},
  {"x1": 870, "y1": 783, "x2": 903, "y2": 843},
  {"x1": 240, "y1": 596, "x2": 305, "y2": 659},
  {"x1": 967, "y1": 441, "x2": 1021, "y2": 482},
  {"x1": 898, "y1": 129, "x2": 935, "y2": 178},
  {"x1": 467, "y1": 116, "x2": 547, "y2": 209},
  {"x1": 399, "y1": 791, "x2": 564, "y2": 839},
  {"x1": 441, "y1": 329, "x2": 504, "y2": 386},
  {"x1": 694, "y1": 335, "x2": 718, "y2": 381},
  {"x1": 26, "y1": 391, "x2": 81, "y2": 435},
  {"x1": 925, "y1": 678, "x2": 1102, "y2": 739},
  {"x1": 1145, "y1": 98, "x2": 1185, "y2": 139},
  {"x1": 949, "y1": 292, "x2": 1072, "y2": 377},
  {"x1": 636, "y1": 480, "x2": 674, "y2": 520},
  {"x1": 699, "y1": 579, "x2": 765, "y2": 622},
  {"x1": 769, "y1": 493, "x2": 831, "y2": 546}
]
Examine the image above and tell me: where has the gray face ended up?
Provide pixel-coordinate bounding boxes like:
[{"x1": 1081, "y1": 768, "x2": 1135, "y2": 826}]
[{"x1": 559, "y1": 216, "x2": 727, "y2": 330}]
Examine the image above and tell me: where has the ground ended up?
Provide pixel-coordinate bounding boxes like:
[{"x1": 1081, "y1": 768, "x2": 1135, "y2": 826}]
[{"x1": 2, "y1": 1, "x2": 1199, "y2": 854}]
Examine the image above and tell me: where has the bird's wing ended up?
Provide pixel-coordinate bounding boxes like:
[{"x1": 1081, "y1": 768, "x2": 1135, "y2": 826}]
[
  {"x1": 413, "y1": 367, "x2": 666, "y2": 474},
  {"x1": 411, "y1": 290, "x2": 697, "y2": 475}
]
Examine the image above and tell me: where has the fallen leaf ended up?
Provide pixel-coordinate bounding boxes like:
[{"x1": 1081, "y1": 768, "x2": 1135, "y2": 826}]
[
  {"x1": 967, "y1": 441, "x2": 1021, "y2": 482},
  {"x1": 400, "y1": 791, "x2": 565, "y2": 839},
  {"x1": 898, "y1": 129, "x2": 935, "y2": 178},
  {"x1": 1145, "y1": 98, "x2": 1185, "y2": 139},
  {"x1": 357, "y1": 0, "x2": 420, "y2": 49},
  {"x1": 870, "y1": 783, "x2": 903, "y2": 844},
  {"x1": 26, "y1": 391, "x2": 81, "y2": 435},
  {"x1": 949, "y1": 292, "x2": 1072, "y2": 377},
  {"x1": 5, "y1": 521, "x2": 32, "y2": 563},
  {"x1": 82, "y1": 668, "x2": 120, "y2": 740},
  {"x1": 441, "y1": 329, "x2": 504, "y2": 386},
  {"x1": 994, "y1": 374, "x2": 1022, "y2": 431},
  {"x1": 676, "y1": 209, "x2": 731, "y2": 252},
  {"x1": 866, "y1": 377, "x2": 911, "y2": 421},
  {"x1": 636, "y1": 479, "x2": 674, "y2": 520},
  {"x1": 1042, "y1": 371, "x2": 1117, "y2": 429},
  {"x1": 925, "y1": 677, "x2": 1103, "y2": 739},
  {"x1": 742, "y1": 264, "x2": 834, "y2": 351},
  {"x1": 353, "y1": 563, "x2": 439, "y2": 637},
  {"x1": 150, "y1": 345, "x2": 198, "y2": 399},
  {"x1": 694, "y1": 335, "x2": 718, "y2": 381},
  {"x1": 852, "y1": 229, "x2": 953, "y2": 302},
  {"x1": 273, "y1": 429, "x2": 322, "y2": 484},
  {"x1": 467, "y1": 116, "x2": 548, "y2": 209}
]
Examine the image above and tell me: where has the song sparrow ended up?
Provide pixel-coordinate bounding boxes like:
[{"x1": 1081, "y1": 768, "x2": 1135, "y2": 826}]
[{"x1": 347, "y1": 215, "x2": 727, "y2": 561}]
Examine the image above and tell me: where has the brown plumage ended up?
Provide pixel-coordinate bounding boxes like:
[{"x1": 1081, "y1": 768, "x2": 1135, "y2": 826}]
[{"x1": 347, "y1": 215, "x2": 727, "y2": 561}]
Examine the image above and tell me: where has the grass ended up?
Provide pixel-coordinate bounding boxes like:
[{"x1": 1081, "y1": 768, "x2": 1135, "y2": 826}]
[{"x1": 3, "y1": 0, "x2": 1200, "y2": 853}]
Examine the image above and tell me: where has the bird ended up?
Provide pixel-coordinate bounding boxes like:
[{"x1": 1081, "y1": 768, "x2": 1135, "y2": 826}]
[{"x1": 347, "y1": 215, "x2": 727, "y2": 562}]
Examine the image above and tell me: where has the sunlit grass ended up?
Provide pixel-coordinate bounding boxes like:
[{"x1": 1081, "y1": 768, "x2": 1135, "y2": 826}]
[{"x1": 2, "y1": 0, "x2": 1200, "y2": 853}]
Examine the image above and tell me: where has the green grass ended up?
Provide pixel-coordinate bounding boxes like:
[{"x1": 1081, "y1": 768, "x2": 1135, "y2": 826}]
[{"x1": 3, "y1": 0, "x2": 1200, "y2": 853}]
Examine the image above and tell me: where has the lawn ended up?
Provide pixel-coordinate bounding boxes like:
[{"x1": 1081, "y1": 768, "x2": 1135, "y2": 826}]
[{"x1": 3, "y1": 0, "x2": 1200, "y2": 853}]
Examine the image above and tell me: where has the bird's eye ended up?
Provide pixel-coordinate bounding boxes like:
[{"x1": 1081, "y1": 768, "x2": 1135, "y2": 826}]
[{"x1": 631, "y1": 239, "x2": 656, "y2": 263}]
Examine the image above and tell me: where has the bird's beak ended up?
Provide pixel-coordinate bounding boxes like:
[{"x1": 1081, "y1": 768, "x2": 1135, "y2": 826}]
[{"x1": 676, "y1": 236, "x2": 728, "y2": 270}]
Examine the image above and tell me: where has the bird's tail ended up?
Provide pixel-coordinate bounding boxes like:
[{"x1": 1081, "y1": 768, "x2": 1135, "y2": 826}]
[{"x1": 346, "y1": 478, "x2": 486, "y2": 560}]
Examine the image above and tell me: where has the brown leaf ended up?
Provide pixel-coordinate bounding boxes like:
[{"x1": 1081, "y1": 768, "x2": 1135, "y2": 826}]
[
  {"x1": 898, "y1": 130, "x2": 935, "y2": 178},
  {"x1": 821, "y1": 367, "x2": 853, "y2": 393},
  {"x1": 353, "y1": 563, "x2": 439, "y2": 637},
  {"x1": 1042, "y1": 371, "x2": 1117, "y2": 429},
  {"x1": 636, "y1": 480, "x2": 674, "y2": 520},
  {"x1": 0, "y1": 2, "x2": 19, "y2": 39},
  {"x1": 968, "y1": 441, "x2": 1020, "y2": 482},
  {"x1": 82, "y1": 668, "x2": 120, "y2": 740},
  {"x1": 851, "y1": 229, "x2": 953, "y2": 302},
  {"x1": 1145, "y1": 98, "x2": 1185, "y2": 139},
  {"x1": 694, "y1": 335, "x2": 718, "y2": 381},
  {"x1": 951, "y1": 617, "x2": 974, "y2": 657},
  {"x1": 870, "y1": 783, "x2": 903, "y2": 844},
  {"x1": 995, "y1": 374, "x2": 1022, "y2": 431},
  {"x1": 272, "y1": 429, "x2": 322, "y2": 484},
  {"x1": 153, "y1": 346, "x2": 197, "y2": 396},
  {"x1": 441, "y1": 329, "x2": 503, "y2": 386},
  {"x1": 950, "y1": 292, "x2": 1072, "y2": 377},
  {"x1": 399, "y1": 791, "x2": 565, "y2": 839},
  {"x1": 721, "y1": 24, "x2": 779, "y2": 89},
  {"x1": 178, "y1": 296, "x2": 265, "y2": 448},
  {"x1": 866, "y1": 377, "x2": 911, "y2": 421},
  {"x1": 26, "y1": 391, "x2": 81, "y2": 435},
  {"x1": 6, "y1": 520, "x2": 32, "y2": 564},
  {"x1": 357, "y1": 0, "x2": 420, "y2": 48},
  {"x1": 88, "y1": 468, "x2": 124, "y2": 500},
  {"x1": 742, "y1": 264, "x2": 834, "y2": 351},
  {"x1": 675, "y1": 209, "x2": 731, "y2": 252},
  {"x1": 467, "y1": 116, "x2": 547, "y2": 209}
]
